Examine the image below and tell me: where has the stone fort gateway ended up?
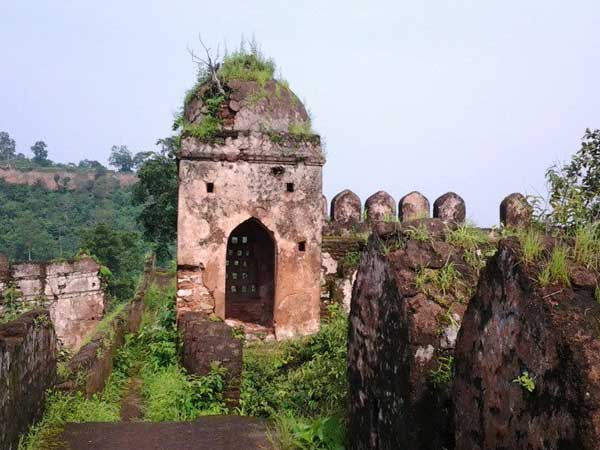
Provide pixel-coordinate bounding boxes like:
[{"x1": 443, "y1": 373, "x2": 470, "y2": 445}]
[{"x1": 174, "y1": 77, "x2": 523, "y2": 340}]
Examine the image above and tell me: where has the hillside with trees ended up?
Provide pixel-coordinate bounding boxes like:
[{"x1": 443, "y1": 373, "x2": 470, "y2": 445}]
[{"x1": 0, "y1": 131, "x2": 176, "y2": 299}]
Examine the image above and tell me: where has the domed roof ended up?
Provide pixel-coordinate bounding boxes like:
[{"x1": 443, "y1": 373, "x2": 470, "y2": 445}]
[{"x1": 184, "y1": 79, "x2": 310, "y2": 134}]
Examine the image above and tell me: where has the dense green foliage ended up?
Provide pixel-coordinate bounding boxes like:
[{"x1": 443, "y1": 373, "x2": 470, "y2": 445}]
[
  {"x1": 539, "y1": 128, "x2": 600, "y2": 230},
  {"x1": 132, "y1": 137, "x2": 178, "y2": 261},
  {"x1": 240, "y1": 305, "x2": 347, "y2": 449},
  {"x1": 0, "y1": 180, "x2": 142, "y2": 262},
  {"x1": 79, "y1": 223, "x2": 145, "y2": 299},
  {"x1": 108, "y1": 145, "x2": 135, "y2": 172},
  {"x1": 0, "y1": 177, "x2": 149, "y2": 300},
  {"x1": 0, "y1": 131, "x2": 17, "y2": 161},
  {"x1": 30, "y1": 141, "x2": 49, "y2": 166}
]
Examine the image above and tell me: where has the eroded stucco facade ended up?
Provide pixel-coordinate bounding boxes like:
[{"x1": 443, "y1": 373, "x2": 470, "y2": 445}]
[{"x1": 177, "y1": 131, "x2": 325, "y2": 339}]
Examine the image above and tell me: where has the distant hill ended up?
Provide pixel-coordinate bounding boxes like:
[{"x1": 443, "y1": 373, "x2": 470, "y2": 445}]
[
  {"x1": 0, "y1": 166, "x2": 137, "y2": 191},
  {"x1": 0, "y1": 167, "x2": 142, "y2": 262}
]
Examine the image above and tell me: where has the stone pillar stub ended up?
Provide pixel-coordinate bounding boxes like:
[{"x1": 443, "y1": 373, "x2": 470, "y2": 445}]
[
  {"x1": 330, "y1": 189, "x2": 362, "y2": 225},
  {"x1": 365, "y1": 191, "x2": 396, "y2": 224},
  {"x1": 500, "y1": 193, "x2": 532, "y2": 228},
  {"x1": 399, "y1": 191, "x2": 430, "y2": 222},
  {"x1": 433, "y1": 192, "x2": 466, "y2": 223}
]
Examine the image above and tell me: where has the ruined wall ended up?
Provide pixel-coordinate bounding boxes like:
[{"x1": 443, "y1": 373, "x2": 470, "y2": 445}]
[
  {"x1": 57, "y1": 257, "x2": 155, "y2": 397},
  {"x1": 0, "y1": 257, "x2": 106, "y2": 350},
  {"x1": 177, "y1": 131, "x2": 325, "y2": 340},
  {"x1": 0, "y1": 310, "x2": 57, "y2": 450},
  {"x1": 320, "y1": 236, "x2": 364, "y2": 313},
  {"x1": 345, "y1": 194, "x2": 532, "y2": 450},
  {"x1": 453, "y1": 238, "x2": 600, "y2": 450},
  {"x1": 347, "y1": 219, "x2": 484, "y2": 450},
  {"x1": 0, "y1": 166, "x2": 137, "y2": 191},
  {"x1": 179, "y1": 311, "x2": 243, "y2": 408},
  {"x1": 321, "y1": 191, "x2": 530, "y2": 315}
]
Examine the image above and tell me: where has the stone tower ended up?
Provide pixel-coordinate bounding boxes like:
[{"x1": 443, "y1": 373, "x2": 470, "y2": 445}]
[{"x1": 177, "y1": 77, "x2": 326, "y2": 339}]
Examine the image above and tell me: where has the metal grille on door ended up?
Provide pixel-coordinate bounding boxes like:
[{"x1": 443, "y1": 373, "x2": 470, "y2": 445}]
[{"x1": 226, "y1": 235, "x2": 258, "y2": 298}]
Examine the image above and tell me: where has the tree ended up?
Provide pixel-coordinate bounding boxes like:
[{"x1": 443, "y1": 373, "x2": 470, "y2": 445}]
[
  {"x1": 543, "y1": 128, "x2": 600, "y2": 230},
  {"x1": 31, "y1": 141, "x2": 49, "y2": 165},
  {"x1": 108, "y1": 145, "x2": 134, "y2": 172},
  {"x1": 0, "y1": 131, "x2": 16, "y2": 161},
  {"x1": 78, "y1": 159, "x2": 105, "y2": 170},
  {"x1": 79, "y1": 222, "x2": 144, "y2": 299},
  {"x1": 132, "y1": 151, "x2": 154, "y2": 171},
  {"x1": 132, "y1": 137, "x2": 178, "y2": 261},
  {"x1": 12, "y1": 211, "x2": 52, "y2": 260}
]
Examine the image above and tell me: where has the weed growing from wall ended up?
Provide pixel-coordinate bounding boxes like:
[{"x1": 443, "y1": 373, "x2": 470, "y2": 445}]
[
  {"x1": 573, "y1": 223, "x2": 600, "y2": 271},
  {"x1": 516, "y1": 227, "x2": 544, "y2": 265},
  {"x1": 512, "y1": 371, "x2": 536, "y2": 393},
  {"x1": 539, "y1": 245, "x2": 571, "y2": 287}
]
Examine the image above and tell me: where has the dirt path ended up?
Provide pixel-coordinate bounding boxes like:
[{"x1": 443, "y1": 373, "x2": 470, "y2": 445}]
[
  {"x1": 60, "y1": 416, "x2": 272, "y2": 450},
  {"x1": 119, "y1": 376, "x2": 144, "y2": 421}
]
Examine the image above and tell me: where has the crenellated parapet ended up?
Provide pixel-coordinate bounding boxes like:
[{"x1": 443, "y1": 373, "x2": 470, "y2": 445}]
[{"x1": 323, "y1": 190, "x2": 532, "y2": 230}]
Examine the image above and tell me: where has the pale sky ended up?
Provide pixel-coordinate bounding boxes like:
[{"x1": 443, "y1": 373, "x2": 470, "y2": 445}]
[{"x1": 1, "y1": 0, "x2": 599, "y2": 225}]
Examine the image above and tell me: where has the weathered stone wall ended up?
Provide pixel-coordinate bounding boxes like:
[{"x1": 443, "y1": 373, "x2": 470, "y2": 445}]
[
  {"x1": 0, "y1": 257, "x2": 106, "y2": 350},
  {"x1": 0, "y1": 310, "x2": 57, "y2": 450},
  {"x1": 177, "y1": 131, "x2": 325, "y2": 340},
  {"x1": 453, "y1": 238, "x2": 600, "y2": 450},
  {"x1": 58, "y1": 258, "x2": 155, "y2": 397},
  {"x1": 179, "y1": 311, "x2": 243, "y2": 408},
  {"x1": 320, "y1": 236, "x2": 365, "y2": 313},
  {"x1": 0, "y1": 166, "x2": 137, "y2": 191},
  {"x1": 347, "y1": 219, "x2": 485, "y2": 450}
]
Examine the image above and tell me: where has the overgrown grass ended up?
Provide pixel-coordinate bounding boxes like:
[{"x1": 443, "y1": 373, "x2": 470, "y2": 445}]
[
  {"x1": 415, "y1": 263, "x2": 462, "y2": 297},
  {"x1": 269, "y1": 415, "x2": 345, "y2": 450},
  {"x1": 539, "y1": 245, "x2": 571, "y2": 287},
  {"x1": 446, "y1": 223, "x2": 489, "y2": 250},
  {"x1": 143, "y1": 363, "x2": 228, "y2": 421},
  {"x1": 446, "y1": 223, "x2": 495, "y2": 274},
  {"x1": 18, "y1": 369, "x2": 126, "y2": 450},
  {"x1": 573, "y1": 223, "x2": 600, "y2": 271},
  {"x1": 405, "y1": 223, "x2": 431, "y2": 242},
  {"x1": 240, "y1": 305, "x2": 347, "y2": 449},
  {"x1": 128, "y1": 283, "x2": 228, "y2": 420},
  {"x1": 288, "y1": 120, "x2": 313, "y2": 138},
  {"x1": 516, "y1": 227, "x2": 544, "y2": 265},
  {"x1": 218, "y1": 48, "x2": 275, "y2": 86},
  {"x1": 18, "y1": 281, "x2": 228, "y2": 449}
]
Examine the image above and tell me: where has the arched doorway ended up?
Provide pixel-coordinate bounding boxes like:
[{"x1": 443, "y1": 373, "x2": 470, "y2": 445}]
[{"x1": 225, "y1": 218, "x2": 275, "y2": 327}]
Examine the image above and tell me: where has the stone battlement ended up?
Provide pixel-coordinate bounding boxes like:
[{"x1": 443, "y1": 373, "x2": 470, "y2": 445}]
[{"x1": 323, "y1": 190, "x2": 530, "y2": 228}]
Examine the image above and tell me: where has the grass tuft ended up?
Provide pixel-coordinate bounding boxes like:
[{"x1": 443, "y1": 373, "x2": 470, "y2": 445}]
[
  {"x1": 573, "y1": 223, "x2": 600, "y2": 271},
  {"x1": 517, "y1": 227, "x2": 544, "y2": 265},
  {"x1": 539, "y1": 245, "x2": 571, "y2": 287}
]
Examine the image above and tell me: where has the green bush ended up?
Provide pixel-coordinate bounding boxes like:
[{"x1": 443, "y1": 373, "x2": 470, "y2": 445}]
[
  {"x1": 240, "y1": 305, "x2": 348, "y2": 419},
  {"x1": 18, "y1": 372, "x2": 126, "y2": 450},
  {"x1": 142, "y1": 363, "x2": 228, "y2": 421},
  {"x1": 270, "y1": 414, "x2": 345, "y2": 450},
  {"x1": 218, "y1": 43, "x2": 275, "y2": 85}
]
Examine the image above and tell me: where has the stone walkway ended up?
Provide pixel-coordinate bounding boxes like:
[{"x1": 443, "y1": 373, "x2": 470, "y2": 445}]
[{"x1": 61, "y1": 416, "x2": 271, "y2": 450}]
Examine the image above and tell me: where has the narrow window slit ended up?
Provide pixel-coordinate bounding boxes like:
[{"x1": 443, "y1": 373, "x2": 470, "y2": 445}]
[
  {"x1": 286, "y1": 183, "x2": 295, "y2": 192},
  {"x1": 206, "y1": 182, "x2": 215, "y2": 193},
  {"x1": 298, "y1": 241, "x2": 306, "y2": 252}
]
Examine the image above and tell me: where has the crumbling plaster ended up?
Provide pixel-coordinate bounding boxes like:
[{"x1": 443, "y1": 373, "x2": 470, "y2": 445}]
[{"x1": 177, "y1": 132, "x2": 324, "y2": 339}]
